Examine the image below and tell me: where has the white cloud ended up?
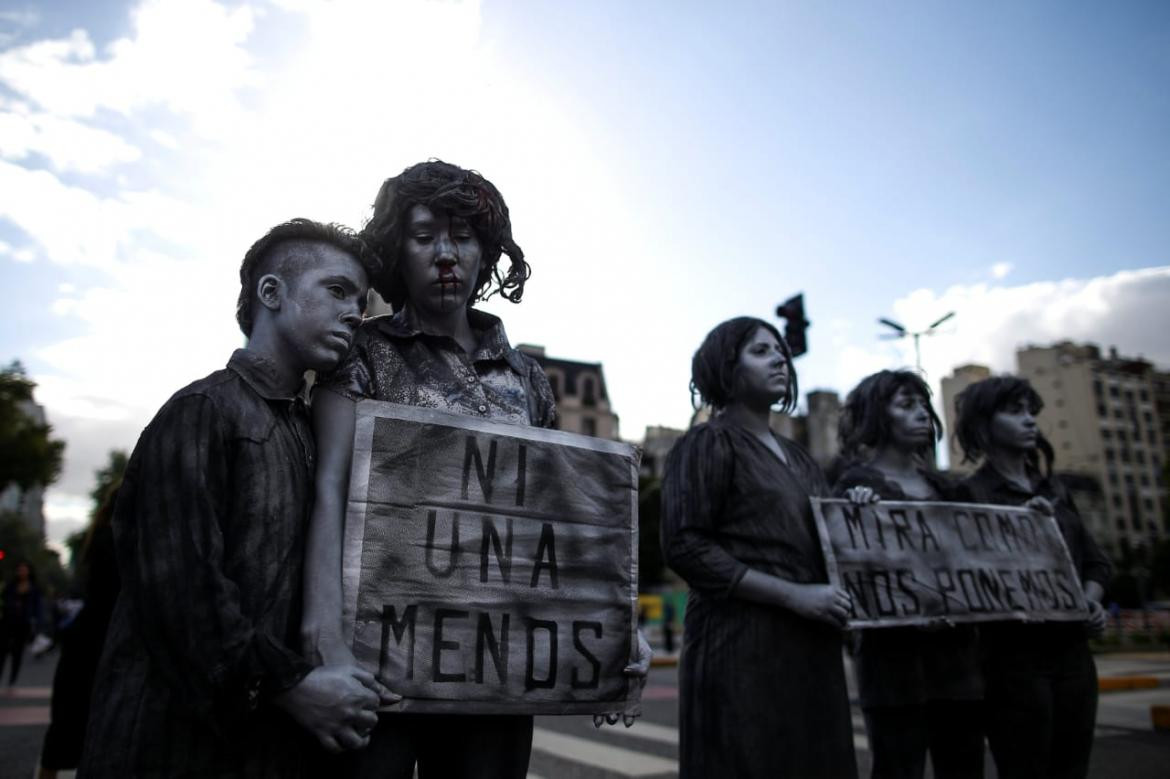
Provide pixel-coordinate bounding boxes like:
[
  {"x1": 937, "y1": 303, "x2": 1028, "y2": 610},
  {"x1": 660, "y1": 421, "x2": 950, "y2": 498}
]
[
  {"x1": 990, "y1": 261, "x2": 1013, "y2": 279},
  {"x1": 0, "y1": 1, "x2": 259, "y2": 137},
  {"x1": 0, "y1": 106, "x2": 142, "y2": 173}
]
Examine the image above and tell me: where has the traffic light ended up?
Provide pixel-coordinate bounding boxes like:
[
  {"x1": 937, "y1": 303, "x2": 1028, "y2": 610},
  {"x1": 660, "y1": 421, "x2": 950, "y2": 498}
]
[{"x1": 775, "y1": 293, "x2": 809, "y2": 357}]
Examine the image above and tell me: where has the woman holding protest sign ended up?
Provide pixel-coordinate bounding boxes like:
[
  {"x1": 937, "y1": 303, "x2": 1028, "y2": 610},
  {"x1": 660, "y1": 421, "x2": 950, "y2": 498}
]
[
  {"x1": 954, "y1": 376, "x2": 1110, "y2": 779},
  {"x1": 834, "y1": 370, "x2": 983, "y2": 779},
  {"x1": 302, "y1": 160, "x2": 646, "y2": 779},
  {"x1": 661, "y1": 317, "x2": 857, "y2": 779}
]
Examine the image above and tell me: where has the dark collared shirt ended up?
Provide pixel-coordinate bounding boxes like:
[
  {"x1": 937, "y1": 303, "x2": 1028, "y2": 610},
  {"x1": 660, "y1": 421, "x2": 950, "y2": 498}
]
[
  {"x1": 958, "y1": 463, "x2": 1112, "y2": 588},
  {"x1": 82, "y1": 349, "x2": 316, "y2": 778},
  {"x1": 317, "y1": 306, "x2": 556, "y2": 428},
  {"x1": 957, "y1": 462, "x2": 1113, "y2": 652}
]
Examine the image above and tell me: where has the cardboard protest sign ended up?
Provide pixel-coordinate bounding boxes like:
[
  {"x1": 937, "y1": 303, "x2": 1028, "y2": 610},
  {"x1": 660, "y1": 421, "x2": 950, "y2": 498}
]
[
  {"x1": 342, "y1": 400, "x2": 641, "y2": 714},
  {"x1": 811, "y1": 499, "x2": 1089, "y2": 628}
]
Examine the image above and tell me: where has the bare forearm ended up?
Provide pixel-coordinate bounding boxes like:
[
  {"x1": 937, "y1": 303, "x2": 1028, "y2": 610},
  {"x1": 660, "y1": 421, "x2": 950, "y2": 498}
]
[
  {"x1": 302, "y1": 498, "x2": 348, "y2": 662},
  {"x1": 734, "y1": 568, "x2": 801, "y2": 610}
]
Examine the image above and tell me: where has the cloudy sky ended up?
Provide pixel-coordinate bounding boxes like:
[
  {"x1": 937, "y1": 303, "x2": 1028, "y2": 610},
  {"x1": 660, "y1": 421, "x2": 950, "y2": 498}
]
[{"x1": 2, "y1": 0, "x2": 1168, "y2": 549}]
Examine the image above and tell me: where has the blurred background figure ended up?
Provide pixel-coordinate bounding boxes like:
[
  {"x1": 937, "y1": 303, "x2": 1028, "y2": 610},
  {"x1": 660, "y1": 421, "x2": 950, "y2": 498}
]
[
  {"x1": 1, "y1": 560, "x2": 43, "y2": 687},
  {"x1": 37, "y1": 481, "x2": 121, "y2": 778}
]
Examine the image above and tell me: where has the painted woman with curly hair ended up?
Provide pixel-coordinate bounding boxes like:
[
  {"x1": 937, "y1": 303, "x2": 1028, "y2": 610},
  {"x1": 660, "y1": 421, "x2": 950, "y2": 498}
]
[
  {"x1": 834, "y1": 370, "x2": 983, "y2": 779},
  {"x1": 302, "y1": 161, "x2": 646, "y2": 778}
]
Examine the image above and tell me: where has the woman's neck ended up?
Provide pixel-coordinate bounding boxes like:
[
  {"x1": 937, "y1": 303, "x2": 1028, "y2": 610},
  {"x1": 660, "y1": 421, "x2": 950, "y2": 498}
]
[
  {"x1": 869, "y1": 444, "x2": 919, "y2": 478},
  {"x1": 720, "y1": 401, "x2": 773, "y2": 435},
  {"x1": 409, "y1": 303, "x2": 477, "y2": 354},
  {"x1": 987, "y1": 447, "x2": 1032, "y2": 489}
]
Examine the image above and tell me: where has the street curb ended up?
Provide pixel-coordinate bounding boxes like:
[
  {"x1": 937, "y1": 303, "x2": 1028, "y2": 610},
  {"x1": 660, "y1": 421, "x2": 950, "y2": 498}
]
[
  {"x1": 1098, "y1": 676, "x2": 1164, "y2": 692},
  {"x1": 650, "y1": 655, "x2": 679, "y2": 668}
]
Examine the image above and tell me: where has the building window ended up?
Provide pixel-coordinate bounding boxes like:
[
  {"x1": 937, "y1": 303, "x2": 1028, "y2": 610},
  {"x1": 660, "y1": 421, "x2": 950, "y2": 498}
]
[
  {"x1": 1101, "y1": 428, "x2": 1111, "y2": 439},
  {"x1": 1144, "y1": 411, "x2": 1154, "y2": 424},
  {"x1": 1115, "y1": 409, "x2": 1125, "y2": 420},
  {"x1": 1093, "y1": 380, "x2": 1103, "y2": 397},
  {"x1": 581, "y1": 416, "x2": 597, "y2": 436},
  {"x1": 1116, "y1": 518, "x2": 1127, "y2": 530},
  {"x1": 1109, "y1": 471, "x2": 1118, "y2": 485},
  {"x1": 1145, "y1": 498, "x2": 1155, "y2": 512},
  {"x1": 1113, "y1": 494, "x2": 1123, "y2": 508},
  {"x1": 1118, "y1": 430, "x2": 1127, "y2": 443},
  {"x1": 581, "y1": 376, "x2": 597, "y2": 407},
  {"x1": 1140, "y1": 389, "x2": 1150, "y2": 402},
  {"x1": 1140, "y1": 474, "x2": 1150, "y2": 487},
  {"x1": 1097, "y1": 404, "x2": 1107, "y2": 417},
  {"x1": 1136, "y1": 451, "x2": 1146, "y2": 465},
  {"x1": 1109, "y1": 386, "x2": 1120, "y2": 398},
  {"x1": 1105, "y1": 448, "x2": 1115, "y2": 462}
]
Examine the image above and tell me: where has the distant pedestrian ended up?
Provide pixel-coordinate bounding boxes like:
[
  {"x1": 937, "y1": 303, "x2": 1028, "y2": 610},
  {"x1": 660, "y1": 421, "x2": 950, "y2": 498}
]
[
  {"x1": 835, "y1": 370, "x2": 983, "y2": 779},
  {"x1": 662, "y1": 317, "x2": 858, "y2": 779},
  {"x1": 662, "y1": 597, "x2": 676, "y2": 655},
  {"x1": 38, "y1": 483, "x2": 121, "y2": 778},
  {"x1": 955, "y1": 376, "x2": 1110, "y2": 779},
  {"x1": 0, "y1": 561, "x2": 42, "y2": 687}
]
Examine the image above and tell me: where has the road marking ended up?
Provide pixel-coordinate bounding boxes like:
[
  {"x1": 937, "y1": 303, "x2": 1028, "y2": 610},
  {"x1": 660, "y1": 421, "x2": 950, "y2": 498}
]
[
  {"x1": 0, "y1": 705, "x2": 50, "y2": 726},
  {"x1": 588, "y1": 718, "x2": 679, "y2": 746},
  {"x1": 0, "y1": 686, "x2": 51, "y2": 700},
  {"x1": 532, "y1": 727, "x2": 678, "y2": 776}
]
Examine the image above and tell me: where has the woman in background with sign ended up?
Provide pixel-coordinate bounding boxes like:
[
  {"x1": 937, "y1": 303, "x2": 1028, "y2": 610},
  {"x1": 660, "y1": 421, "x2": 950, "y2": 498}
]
[
  {"x1": 662, "y1": 317, "x2": 857, "y2": 779},
  {"x1": 955, "y1": 376, "x2": 1110, "y2": 779},
  {"x1": 834, "y1": 370, "x2": 983, "y2": 779},
  {"x1": 303, "y1": 160, "x2": 556, "y2": 778}
]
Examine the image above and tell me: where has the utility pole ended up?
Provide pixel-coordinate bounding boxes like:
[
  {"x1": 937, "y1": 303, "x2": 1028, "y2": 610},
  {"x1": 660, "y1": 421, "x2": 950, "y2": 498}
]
[{"x1": 877, "y1": 311, "x2": 955, "y2": 372}]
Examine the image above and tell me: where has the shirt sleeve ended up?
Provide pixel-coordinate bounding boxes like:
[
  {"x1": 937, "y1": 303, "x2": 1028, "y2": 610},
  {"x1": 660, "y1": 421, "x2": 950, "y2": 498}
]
[
  {"x1": 524, "y1": 357, "x2": 558, "y2": 429},
  {"x1": 116, "y1": 394, "x2": 312, "y2": 725},
  {"x1": 659, "y1": 425, "x2": 748, "y2": 595}
]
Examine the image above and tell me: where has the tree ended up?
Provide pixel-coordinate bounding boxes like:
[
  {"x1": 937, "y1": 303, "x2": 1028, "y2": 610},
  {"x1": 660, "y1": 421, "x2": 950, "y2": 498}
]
[
  {"x1": 65, "y1": 449, "x2": 129, "y2": 574},
  {"x1": 0, "y1": 361, "x2": 65, "y2": 491}
]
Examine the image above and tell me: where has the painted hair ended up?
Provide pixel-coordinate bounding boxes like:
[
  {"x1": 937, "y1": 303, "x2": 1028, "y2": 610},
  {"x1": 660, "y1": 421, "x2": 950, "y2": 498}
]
[
  {"x1": 362, "y1": 159, "x2": 529, "y2": 310},
  {"x1": 236, "y1": 218, "x2": 375, "y2": 336},
  {"x1": 955, "y1": 376, "x2": 1054, "y2": 473},
  {"x1": 690, "y1": 317, "x2": 797, "y2": 413},
  {"x1": 839, "y1": 370, "x2": 942, "y2": 461}
]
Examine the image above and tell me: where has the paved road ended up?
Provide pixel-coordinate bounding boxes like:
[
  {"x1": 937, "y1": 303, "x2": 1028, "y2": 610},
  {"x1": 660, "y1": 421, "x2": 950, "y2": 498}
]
[{"x1": 3, "y1": 652, "x2": 1168, "y2": 778}]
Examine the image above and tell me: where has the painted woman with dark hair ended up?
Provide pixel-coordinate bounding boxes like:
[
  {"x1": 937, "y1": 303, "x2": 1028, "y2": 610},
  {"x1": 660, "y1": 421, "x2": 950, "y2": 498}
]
[
  {"x1": 302, "y1": 160, "x2": 646, "y2": 778},
  {"x1": 954, "y1": 376, "x2": 1110, "y2": 779},
  {"x1": 834, "y1": 370, "x2": 983, "y2": 779},
  {"x1": 661, "y1": 316, "x2": 857, "y2": 779}
]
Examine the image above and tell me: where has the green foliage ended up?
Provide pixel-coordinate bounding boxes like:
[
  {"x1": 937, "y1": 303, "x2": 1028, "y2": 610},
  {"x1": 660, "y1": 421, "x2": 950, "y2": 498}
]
[
  {"x1": 638, "y1": 476, "x2": 666, "y2": 585},
  {"x1": 0, "y1": 511, "x2": 67, "y2": 594},
  {"x1": 0, "y1": 360, "x2": 65, "y2": 491},
  {"x1": 65, "y1": 449, "x2": 128, "y2": 574}
]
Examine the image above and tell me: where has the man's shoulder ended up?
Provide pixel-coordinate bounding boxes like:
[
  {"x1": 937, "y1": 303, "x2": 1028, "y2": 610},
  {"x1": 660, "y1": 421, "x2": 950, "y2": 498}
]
[{"x1": 146, "y1": 367, "x2": 272, "y2": 439}]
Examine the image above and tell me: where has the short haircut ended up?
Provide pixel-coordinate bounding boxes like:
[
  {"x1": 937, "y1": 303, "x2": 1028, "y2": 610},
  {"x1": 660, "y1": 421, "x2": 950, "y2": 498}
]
[
  {"x1": 838, "y1": 370, "x2": 942, "y2": 461},
  {"x1": 361, "y1": 160, "x2": 529, "y2": 310},
  {"x1": 690, "y1": 317, "x2": 798, "y2": 413},
  {"x1": 235, "y1": 218, "x2": 378, "y2": 336},
  {"x1": 955, "y1": 376, "x2": 1054, "y2": 473}
]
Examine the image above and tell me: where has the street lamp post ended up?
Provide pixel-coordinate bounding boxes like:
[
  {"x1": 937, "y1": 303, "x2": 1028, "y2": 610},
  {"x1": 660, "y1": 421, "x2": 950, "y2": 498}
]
[{"x1": 878, "y1": 311, "x2": 955, "y2": 372}]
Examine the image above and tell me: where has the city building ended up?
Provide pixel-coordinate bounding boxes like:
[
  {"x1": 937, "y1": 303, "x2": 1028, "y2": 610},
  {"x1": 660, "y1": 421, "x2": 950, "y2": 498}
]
[
  {"x1": 640, "y1": 426, "x2": 685, "y2": 480},
  {"x1": 1016, "y1": 342, "x2": 1166, "y2": 552},
  {"x1": 517, "y1": 345, "x2": 620, "y2": 440},
  {"x1": 940, "y1": 364, "x2": 993, "y2": 474},
  {"x1": 690, "y1": 390, "x2": 842, "y2": 469}
]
